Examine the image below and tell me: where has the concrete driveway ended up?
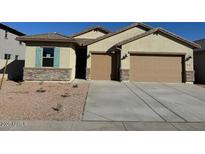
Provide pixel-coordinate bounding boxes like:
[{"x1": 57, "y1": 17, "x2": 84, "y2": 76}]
[{"x1": 83, "y1": 81, "x2": 205, "y2": 122}]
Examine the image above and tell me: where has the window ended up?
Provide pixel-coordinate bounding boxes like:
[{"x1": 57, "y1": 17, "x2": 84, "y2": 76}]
[
  {"x1": 5, "y1": 30, "x2": 8, "y2": 39},
  {"x1": 19, "y1": 41, "x2": 22, "y2": 45},
  {"x1": 15, "y1": 55, "x2": 19, "y2": 60},
  {"x1": 4, "y1": 54, "x2": 11, "y2": 60},
  {"x1": 42, "y1": 48, "x2": 54, "y2": 67}
]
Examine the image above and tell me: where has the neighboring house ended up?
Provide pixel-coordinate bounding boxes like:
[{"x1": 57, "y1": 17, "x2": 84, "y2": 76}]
[
  {"x1": 17, "y1": 23, "x2": 200, "y2": 83},
  {"x1": 194, "y1": 39, "x2": 205, "y2": 83},
  {"x1": 0, "y1": 23, "x2": 26, "y2": 80}
]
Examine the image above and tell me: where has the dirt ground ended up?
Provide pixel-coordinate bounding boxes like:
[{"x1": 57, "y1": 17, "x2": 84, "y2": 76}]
[{"x1": 0, "y1": 81, "x2": 89, "y2": 121}]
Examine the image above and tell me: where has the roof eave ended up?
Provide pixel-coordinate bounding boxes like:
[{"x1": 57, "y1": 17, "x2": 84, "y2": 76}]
[
  {"x1": 116, "y1": 28, "x2": 201, "y2": 49},
  {"x1": 0, "y1": 23, "x2": 25, "y2": 36},
  {"x1": 16, "y1": 38, "x2": 77, "y2": 44},
  {"x1": 158, "y1": 28, "x2": 201, "y2": 49}
]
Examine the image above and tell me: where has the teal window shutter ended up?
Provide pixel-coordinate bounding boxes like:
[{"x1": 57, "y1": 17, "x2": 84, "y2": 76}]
[
  {"x1": 35, "y1": 47, "x2": 42, "y2": 67},
  {"x1": 54, "y1": 47, "x2": 60, "y2": 68}
]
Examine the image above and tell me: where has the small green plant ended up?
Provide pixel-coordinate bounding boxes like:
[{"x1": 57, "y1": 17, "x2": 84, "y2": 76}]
[{"x1": 52, "y1": 104, "x2": 63, "y2": 112}]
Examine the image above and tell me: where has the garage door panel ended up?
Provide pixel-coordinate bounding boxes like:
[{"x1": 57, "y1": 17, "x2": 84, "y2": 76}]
[
  {"x1": 130, "y1": 55, "x2": 183, "y2": 82},
  {"x1": 91, "y1": 53, "x2": 112, "y2": 80}
]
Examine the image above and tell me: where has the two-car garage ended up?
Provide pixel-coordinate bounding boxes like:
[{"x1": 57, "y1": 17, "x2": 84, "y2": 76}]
[{"x1": 129, "y1": 54, "x2": 184, "y2": 82}]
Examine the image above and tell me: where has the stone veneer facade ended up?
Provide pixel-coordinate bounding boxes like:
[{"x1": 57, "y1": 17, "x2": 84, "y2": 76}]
[
  {"x1": 120, "y1": 69, "x2": 129, "y2": 81},
  {"x1": 186, "y1": 71, "x2": 195, "y2": 82},
  {"x1": 24, "y1": 68, "x2": 72, "y2": 81},
  {"x1": 120, "y1": 69, "x2": 194, "y2": 83},
  {"x1": 86, "y1": 68, "x2": 90, "y2": 80}
]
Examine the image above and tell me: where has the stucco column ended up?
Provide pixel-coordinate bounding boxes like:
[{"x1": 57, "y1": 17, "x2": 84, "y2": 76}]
[
  {"x1": 86, "y1": 50, "x2": 91, "y2": 80},
  {"x1": 120, "y1": 49, "x2": 130, "y2": 81},
  {"x1": 185, "y1": 53, "x2": 194, "y2": 83}
]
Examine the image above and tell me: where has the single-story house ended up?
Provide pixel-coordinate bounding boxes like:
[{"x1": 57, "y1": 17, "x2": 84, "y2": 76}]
[
  {"x1": 16, "y1": 22, "x2": 200, "y2": 83},
  {"x1": 194, "y1": 39, "x2": 205, "y2": 83}
]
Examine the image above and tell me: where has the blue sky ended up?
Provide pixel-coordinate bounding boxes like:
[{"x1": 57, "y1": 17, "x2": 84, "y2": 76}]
[{"x1": 3, "y1": 22, "x2": 205, "y2": 41}]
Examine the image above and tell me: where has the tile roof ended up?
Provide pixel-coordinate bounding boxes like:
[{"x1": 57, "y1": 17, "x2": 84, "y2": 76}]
[
  {"x1": 16, "y1": 23, "x2": 200, "y2": 49},
  {"x1": 16, "y1": 32, "x2": 95, "y2": 46},
  {"x1": 17, "y1": 32, "x2": 68, "y2": 39},
  {"x1": 16, "y1": 23, "x2": 152, "y2": 45},
  {"x1": 16, "y1": 32, "x2": 77, "y2": 43},
  {"x1": 71, "y1": 26, "x2": 110, "y2": 38}
]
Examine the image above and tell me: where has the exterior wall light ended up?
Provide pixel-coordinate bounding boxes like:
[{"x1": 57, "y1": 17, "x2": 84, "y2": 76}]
[
  {"x1": 121, "y1": 53, "x2": 128, "y2": 60},
  {"x1": 111, "y1": 51, "x2": 116, "y2": 54},
  {"x1": 185, "y1": 55, "x2": 192, "y2": 61}
]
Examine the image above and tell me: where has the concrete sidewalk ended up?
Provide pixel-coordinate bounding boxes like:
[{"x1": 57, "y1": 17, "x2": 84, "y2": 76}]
[{"x1": 1, "y1": 120, "x2": 205, "y2": 131}]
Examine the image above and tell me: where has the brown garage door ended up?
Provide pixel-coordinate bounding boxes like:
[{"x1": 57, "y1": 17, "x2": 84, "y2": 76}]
[
  {"x1": 91, "y1": 53, "x2": 112, "y2": 80},
  {"x1": 130, "y1": 54, "x2": 183, "y2": 82}
]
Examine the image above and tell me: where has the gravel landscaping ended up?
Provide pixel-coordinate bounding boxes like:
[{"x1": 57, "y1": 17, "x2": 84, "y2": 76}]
[{"x1": 0, "y1": 81, "x2": 89, "y2": 121}]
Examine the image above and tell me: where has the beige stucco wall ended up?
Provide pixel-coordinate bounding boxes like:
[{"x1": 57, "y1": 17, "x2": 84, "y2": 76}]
[
  {"x1": 59, "y1": 47, "x2": 70, "y2": 68},
  {"x1": 74, "y1": 30, "x2": 106, "y2": 39},
  {"x1": 69, "y1": 46, "x2": 76, "y2": 81},
  {"x1": 87, "y1": 27, "x2": 147, "y2": 68},
  {"x1": 121, "y1": 33, "x2": 194, "y2": 71},
  {"x1": 24, "y1": 45, "x2": 76, "y2": 81},
  {"x1": 25, "y1": 46, "x2": 75, "y2": 68},
  {"x1": 25, "y1": 46, "x2": 36, "y2": 68}
]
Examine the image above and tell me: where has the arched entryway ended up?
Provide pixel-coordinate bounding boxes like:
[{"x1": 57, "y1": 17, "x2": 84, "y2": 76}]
[{"x1": 75, "y1": 47, "x2": 87, "y2": 79}]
